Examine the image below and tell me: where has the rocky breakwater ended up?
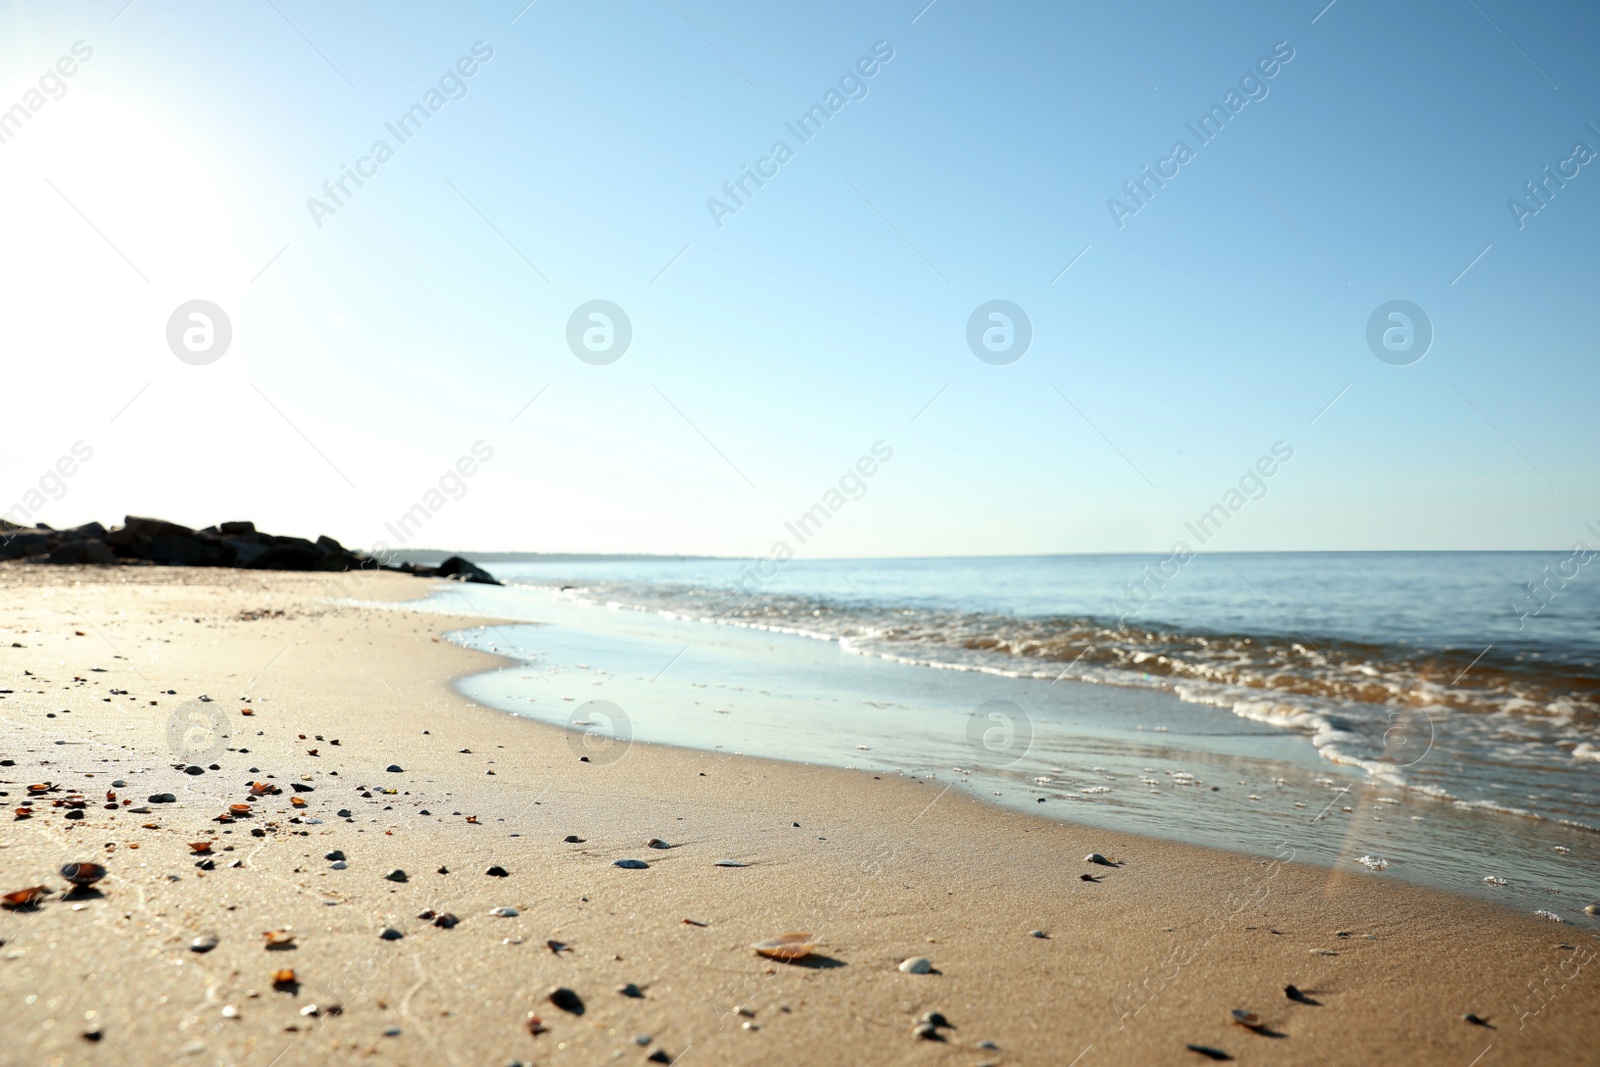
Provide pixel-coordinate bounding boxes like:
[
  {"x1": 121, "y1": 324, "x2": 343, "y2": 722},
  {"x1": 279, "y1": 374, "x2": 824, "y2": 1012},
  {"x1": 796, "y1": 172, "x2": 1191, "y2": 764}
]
[{"x1": 0, "y1": 516, "x2": 500, "y2": 585}]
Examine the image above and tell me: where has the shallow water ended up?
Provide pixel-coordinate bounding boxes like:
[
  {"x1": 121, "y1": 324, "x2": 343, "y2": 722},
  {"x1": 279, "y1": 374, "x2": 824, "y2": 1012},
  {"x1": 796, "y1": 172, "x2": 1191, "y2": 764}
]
[{"x1": 377, "y1": 571, "x2": 1600, "y2": 921}]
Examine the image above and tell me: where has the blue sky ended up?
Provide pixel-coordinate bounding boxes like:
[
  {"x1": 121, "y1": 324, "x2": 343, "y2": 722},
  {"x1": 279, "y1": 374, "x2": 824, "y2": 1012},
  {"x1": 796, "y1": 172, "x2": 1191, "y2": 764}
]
[{"x1": 1, "y1": 0, "x2": 1596, "y2": 556}]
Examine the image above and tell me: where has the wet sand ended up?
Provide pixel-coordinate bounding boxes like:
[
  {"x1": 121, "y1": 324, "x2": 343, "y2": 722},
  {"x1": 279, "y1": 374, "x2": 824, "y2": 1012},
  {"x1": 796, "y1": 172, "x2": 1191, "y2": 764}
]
[{"x1": 0, "y1": 565, "x2": 1595, "y2": 1066}]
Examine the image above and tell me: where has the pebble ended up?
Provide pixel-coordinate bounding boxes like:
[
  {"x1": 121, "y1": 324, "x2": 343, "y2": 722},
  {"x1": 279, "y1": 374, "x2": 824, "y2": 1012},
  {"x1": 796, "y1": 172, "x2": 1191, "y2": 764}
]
[
  {"x1": 184, "y1": 766, "x2": 204, "y2": 776},
  {"x1": 336, "y1": 809, "x2": 352, "y2": 818},
  {"x1": 918, "y1": 1011, "x2": 950, "y2": 1028},
  {"x1": 490, "y1": 906, "x2": 519, "y2": 917},
  {"x1": 386, "y1": 765, "x2": 403, "y2": 773},
  {"x1": 384, "y1": 869, "x2": 408, "y2": 882},
  {"x1": 111, "y1": 780, "x2": 126, "y2": 788},
  {"x1": 646, "y1": 838, "x2": 670, "y2": 849},
  {"x1": 1586, "y1": 905, "x2": 1598, "y2": 916},
  {"x1": 190, "y1": 934, "x2": 219, "y2": 953},
  {"x1": 613, "y1": 859, "x2": 649, "y2": 870},
  {"x1": 975, "y1": 1039, "x2": 999, "y2": 1050},
  {"x1": 485, "y1": 865, "x2": 509, "y2": 877},
  {"x1": 330, "y1": 861, "x2": 347, "y2": 870},
  {"x1": 324, "y1": 850, "x2": 345, "y2": 861},
  {"x1": 912, "y1": 1022, "x2": 940, "y2": 1041},
  {"x1": 898, "y1": 956, "x2": 932, "y2": 974},
  {"x1": 618, "y1": 983, "x2": 644, "y2": 998},
  {"x1": 634, "y1": 1034, "x2": 651, "y2": 1046},
  {"x1": 714, "y1": 860, "x2": 748, "y2": 868},
  {"x1": 379, "y1": 927, "x2": 403, "y2": 940},
  {"x1": 382, "y1": 1027, "x2": 401, "y2": 1037},
  {"x1": 1028, "y1": 930, "x2": 1048, "y2": 939},
  {"x1": 548, "y1": 986, "x2": 584, "y2": 1015},
  {"x1": 220, "y1": 1005, "x2": 239, "y2": 1019},
  {"x1": 148, "y1": 793, "x2": 177, "y2": 804},
  {"x1": 1084, "y1": 852, "x2": 1112, "y2": 866},
  {"x1": 562, "y1": 835, "x2": 584, "y2": 843}
]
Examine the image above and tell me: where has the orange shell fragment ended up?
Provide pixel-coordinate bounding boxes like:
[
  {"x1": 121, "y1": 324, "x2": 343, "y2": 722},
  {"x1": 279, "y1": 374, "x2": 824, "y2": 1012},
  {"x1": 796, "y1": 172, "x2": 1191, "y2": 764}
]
[
  {"x1": 751, "y1": 933, "x2": 817, "y2": 960},
  {"x1": 271, "y1": 968, "x2": 296, "y2": 987},
  {"x1": 2, "y1": 886, "x2": 51, "y2": 907}
]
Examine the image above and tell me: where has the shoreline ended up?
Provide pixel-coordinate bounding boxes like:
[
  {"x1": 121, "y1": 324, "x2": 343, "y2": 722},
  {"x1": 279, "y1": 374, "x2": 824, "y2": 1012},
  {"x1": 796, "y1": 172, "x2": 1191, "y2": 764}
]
[{"x1": 0, "y1": 564, "x2": 1595, "y2": 1065}]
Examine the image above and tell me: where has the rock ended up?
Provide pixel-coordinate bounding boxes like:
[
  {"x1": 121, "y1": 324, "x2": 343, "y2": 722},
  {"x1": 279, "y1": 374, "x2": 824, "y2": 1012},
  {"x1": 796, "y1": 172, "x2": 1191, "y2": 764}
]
[
  {"x1": 433, "y1": 913, "x2": 459, "y2": 928},
  {"x1": 184, "y1": 765, "x2": 205, "y2": 775},
  {"x1": 1028, "y1": 930, "x2": 1049, "y2": 938},
  {"x1": 324, "y1": 850, "x2": 345, "y2": 861},
  {"x1": 218, "y1": 521, "x2": 256, "y2": 536},
  {"x1": 336, "y1": 809, "x2": 352, "y2": 818},
  {"x1": 618, "y1": 983, "x2": 644, "y2": 998},
  {"x1": 613, "y1": 859, "x2": 649, "y2": 870},
  {"x1": 489, "y1": 906, "x2": 519, "y2": 917},
  {"x1": 386, "y1": 765, "x2": 404, "y2": 773},
  {"x1": 563, "y1": 835, "x2": 584, "y2": 843},
  {"x1": 898, "y1": 956, "x2": 932, "y2": 974},
  {"x1": 148, "y1": 793, "x2": 177, "y2": 804},
  {"x1": 330, "y1": 861, "x2": 347, "y2": 870},
  {"x1": 46, "y1": 540, "x2": 117, "y2": 565},
  {"x1": 547, "y1": 987, "x2": 584, "y2": 1015},
  {"x1": 384, "y1": 869, "x2": 408, "y2": 883},
  {"x1": 436, "y1": 556, "x2": 501, "y2": 585},
  {"x1": 485, "y1": 865, "x2": 509, "y2": 877},
  {"x1": 379, "y1": 927, "x2": 403, "y2": 941},
  {"x1": 975, "y1": 1040, "x2": 999, "y2": 1050},
  {"x1": 190, "y1": 934, "x2": 219, "y2": 953},
  {"x1": 646, "y1": 838, "x2": 670, "y2": 849}
]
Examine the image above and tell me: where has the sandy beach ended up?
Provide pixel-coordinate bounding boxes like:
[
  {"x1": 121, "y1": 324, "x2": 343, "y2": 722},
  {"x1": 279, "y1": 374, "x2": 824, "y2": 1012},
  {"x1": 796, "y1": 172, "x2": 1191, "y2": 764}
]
[{"x1": 1, "y1": 564, "x2": 1595, "y2": 1067}]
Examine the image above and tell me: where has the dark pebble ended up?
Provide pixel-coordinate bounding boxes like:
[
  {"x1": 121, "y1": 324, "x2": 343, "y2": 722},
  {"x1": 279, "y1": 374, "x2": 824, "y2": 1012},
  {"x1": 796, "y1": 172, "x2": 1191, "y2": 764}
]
[
  {"x1": 184, "y1": 766, "x2": 204, "y2": 776},
  {"x1": 385, "y1": 869, "x2": 408, "y2": 882},
  {"x1": 148, "y1": 794, "x2": 176, "y2": 804},
  {"x1": 485, "y1": 865, "x2": 509, "y2": 877},
  {"x1": 618, "y1": 983, "x2": 644, "y2": 998},
  {"x1": 563, "y1": 835, "x2": 584, "y2": 843},
  {"x1": 548, "y1": 987, "x2": 584, "y2": 1015},
  {"x1": 386, "y1": 765, "x2": 403, "y2": 772}
]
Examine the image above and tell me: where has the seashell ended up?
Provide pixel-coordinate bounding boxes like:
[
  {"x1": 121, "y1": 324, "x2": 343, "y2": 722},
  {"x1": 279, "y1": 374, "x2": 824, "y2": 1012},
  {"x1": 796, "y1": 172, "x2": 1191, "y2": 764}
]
[
  {"x1": 898, "y1": 956, "x2": 933, "y2": 974},
  {"x1": 221, "y1": 1005, "x2": 239, "y2": 1019},
  {"x1": 714, "y1": 860, "x2": 748, "y2": 868},
  {"x1": 271, "y1": 969, "x2": 297, "y2": 988},
  {"x1": 229, "y1": 804, "x2": 251, "y2": 814},
  {"x1": 913, "y1": 1022, "x2": 940, "y2": 1040},
  {"x1": 547, "y1": 986, "x2": 585, "y2": 1015},
  {"x1": 752, "y1": 933, "x2": 816, "y2": 960},
  {"x1": 290, "y1": 797, "x2": 306, "y2": 808},
  {"x1": 263, "y1": 929, "x2": 295, "y2": 947},
  {"x1": 2, "y1": 886, "x2": 51, "y2": 907},
  {"x1": 190, "y1": 842, "x2": 213, "y2": 854},
  {"x1": 613, "y1": 859, "x2": 649, "y2": 869},
  {"x1": 61, "y1": 862, "x2": 107, "y2": 886},
  {"x1": 489, "y1": 906, "x2": 519, "y2": 917},
  {"x1": 1186, "y1": 1044, "x2": 1231, "y2": 1061},
  {"x1": 190, "y1": 934, "x2": 219, "y2": 953},
  {"x1": 918, "y1": 1011, "x2": 950, "y2": 1028},
  {"x1": 1231, "y1": 1009, "x2": 1263, "y2": 1029},
  {"x1": 1084, "y1": 853, "x2": 1113, "y2": 866}
]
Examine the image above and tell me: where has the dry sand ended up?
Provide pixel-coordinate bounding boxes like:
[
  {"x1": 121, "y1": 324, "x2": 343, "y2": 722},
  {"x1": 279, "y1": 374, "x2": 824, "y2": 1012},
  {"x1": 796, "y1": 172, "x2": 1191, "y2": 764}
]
[{"x1": 0, "y1": 565, "x2": 1594, "y2": 1066}]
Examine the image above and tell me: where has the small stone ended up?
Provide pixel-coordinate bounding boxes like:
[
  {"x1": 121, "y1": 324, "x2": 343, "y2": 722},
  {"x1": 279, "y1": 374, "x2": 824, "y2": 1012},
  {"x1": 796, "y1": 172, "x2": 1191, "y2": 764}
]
[
  {"x1": 221, "y1": 1005, "x2": 239, "y2": 1019},
  {"x1": 382, "y1": 1027, "x2": 401, "y2": 1037},
  {"x1": 64, "y1": 809, "x2": 84, "y2": 820},
  {"x1": 975, "y1": 1040, "x2": 999, "y2": 1050},
  {"x1": 918, "y1": 1011, "x2": 950, "y2": 1028},
  {"x1": 148, "y1": 793, "x2": 177, "y2": 804},
  {"x1": 300, "y1": 1004, "x2": 319, "y2": 1017},
  {"x1": 1028, "y1": 929, "x2": 1048, "y2": 938},
  {"x1": 184, "y1": 766, "x2": 205, "y2": 776},
  {"x1": 646, "y1": 838, "x2": 670, "y2": 849},
  {"x1": 898, "y1": 956, "x2": 932, "y2": 974},
  {"x1": 563, "y1": 834, "x2": 584, "y2": 843},
  {"x1": 384, "y1": 869, "x2": 408, "y2": 882},
  {"x1": 336, "y1": 809, "x2": 352, "y2": 818},
  {"x1": 619, "y1": 983, "x2": 644, "y2": 998},
  {"x1": 647, "y1": 1051, "x2": 671, "y2": 1064},
  {"x1": 548, "y1": 986, "x2": 584, "y2": 1015},
  {"x1": 613, "y1": 859, "x2": 649, "y2": 869},
  {"x1": 912, "y1": 1022, "x2": 940, "y2": 1041},
  {"x1": 1586, "y1": 904, "x2": 1598, "y2": 916},
  {"x1": 433, "y1": 913, "x2": 459, "y2": 928},
  {"x1": 1084, "y1": 852, "x2": 1112, "y2": 866},
  {"x1": 330, "y1": 861, "x2": 347, "y2": 870},
  {"x1": 324, "y1": 850, "x2": 345, "y2": 861},
  {"x1": 386, "y1": 765, "x2": 403, "y2": 773},
  {"x1": 1464, "y1": 1013, "x2": 1490, "y2": 1026},
  {"x1": 83, "y1": 1027, "x2": 103, "y2": 1042},
  {"x1": 485, "y1": 865, "x2": 509, "y2": 877},
  {"x1": 490, "y1": 906, "x2": 519, "y2": 917},
  {"x1": 634, "y1": 1034, "x2": 651, "y2": 1046},
  {"x1": 379, "y1": 927, "x2": 403, "y2": 940},
  {"x1": 190, "y1": 934, "x2": 219, "y2": 953}
]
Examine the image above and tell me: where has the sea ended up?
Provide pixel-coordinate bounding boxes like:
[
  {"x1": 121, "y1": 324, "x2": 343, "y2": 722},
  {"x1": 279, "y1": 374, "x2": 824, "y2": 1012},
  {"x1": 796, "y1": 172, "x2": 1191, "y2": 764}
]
[{"x1": 380, "y1": 551, "x2": 1599, "y2": 918}]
